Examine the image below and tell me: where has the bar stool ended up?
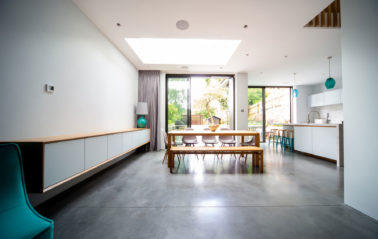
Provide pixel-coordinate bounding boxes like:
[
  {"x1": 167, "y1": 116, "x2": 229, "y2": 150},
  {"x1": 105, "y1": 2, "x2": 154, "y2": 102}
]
[
  {"x1": 276, "y1": 129, "x2": 286, "y2": 148},
  {"x1": 268, "y1": 129, "x2": 278, "y2": 145},
  {"x1": 281, "y1": 130, "x2": 289, "y2": 151},
  {"x1": 285, "y1": 130, "x2": 294, "y2": 152}
]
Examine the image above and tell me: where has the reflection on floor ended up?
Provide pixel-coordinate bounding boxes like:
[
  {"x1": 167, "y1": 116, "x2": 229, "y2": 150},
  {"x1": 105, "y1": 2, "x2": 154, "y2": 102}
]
[
  {"x1": 37, "y1": 144, "x2": 378, "y2": 239},
  {"x1": 174, "y1": 153, "x2": 263, "y2": 174}
]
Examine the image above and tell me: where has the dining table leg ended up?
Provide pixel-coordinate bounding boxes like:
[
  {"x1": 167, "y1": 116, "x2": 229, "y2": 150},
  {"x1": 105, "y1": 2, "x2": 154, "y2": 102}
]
[
  {"x1": 167, "y1": 134, "x2": 174, "y2": 173},
  {"x1": 241, "y1": 136, "x2": 245, "y2": 157}
]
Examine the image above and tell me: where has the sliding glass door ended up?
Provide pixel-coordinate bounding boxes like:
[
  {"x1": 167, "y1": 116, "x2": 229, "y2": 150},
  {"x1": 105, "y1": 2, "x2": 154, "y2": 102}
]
[
  {"x1": 247, "y1": 88, "x2": 265, "y2": 142},
  {"x1": 166, "y1": 75, "x2": 234, "y2": 132},
  {"x1": 167, "y1": 77, "x2": 190, "y2": 131},
  {"x1": 248, "y1": 87, "x2": 291, "y2": 142},
  {"x1": 265, "y1": 87, "x2": 291, "y2": 135}
]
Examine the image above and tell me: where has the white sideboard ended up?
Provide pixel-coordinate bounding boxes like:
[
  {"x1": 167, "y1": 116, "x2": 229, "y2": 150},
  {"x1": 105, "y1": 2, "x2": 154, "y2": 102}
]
[{"x1": 3, "y1": 128, "x2": 150, "y2": 193}]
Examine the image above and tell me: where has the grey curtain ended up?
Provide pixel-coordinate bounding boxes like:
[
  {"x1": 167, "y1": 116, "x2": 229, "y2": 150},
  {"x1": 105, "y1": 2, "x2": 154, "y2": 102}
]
[{"x1": 138, "y1": 70, "x2": 160, "y2": 151}]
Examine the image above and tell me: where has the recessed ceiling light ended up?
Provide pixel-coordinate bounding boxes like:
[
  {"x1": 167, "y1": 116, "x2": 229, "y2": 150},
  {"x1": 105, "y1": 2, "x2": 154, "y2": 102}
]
[
  {"x1": 176, "y1": 20, "x2": 189, "y2": 30},
  {"x1": 116, "y1": 22, "x2": 121, "y2": 27},
  {"x1": 125, "y1": 38, "x2": 241, "y2": 65},
  {"x1": 219, "y1": 67, "x2": 223, "y2": 69}
]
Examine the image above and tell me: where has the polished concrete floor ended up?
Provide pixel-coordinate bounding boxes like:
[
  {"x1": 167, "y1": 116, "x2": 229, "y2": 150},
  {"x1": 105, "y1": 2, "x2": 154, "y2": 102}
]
[{"x1": 37, "y1": 144, "x2": 378, "y2": 239}]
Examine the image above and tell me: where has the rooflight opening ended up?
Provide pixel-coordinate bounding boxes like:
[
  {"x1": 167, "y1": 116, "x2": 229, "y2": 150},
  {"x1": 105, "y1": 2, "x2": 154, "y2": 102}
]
[{"x1": 125, "y1": 38, "x2": 241, "y2": 65}]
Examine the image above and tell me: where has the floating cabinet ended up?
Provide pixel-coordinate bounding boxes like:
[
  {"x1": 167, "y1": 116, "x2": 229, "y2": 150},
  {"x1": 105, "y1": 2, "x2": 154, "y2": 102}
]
[
  {"x1": 85, "y1": 136, "x2": 108, "y2": 170},
  {"x1": 309, "y1": 93, "x2": 324, "y2": 107},
  {"x1": 2, "y1": 128, "x2": 150, "y2": 193},
  {"x1": 323, "y1": 90, "x2": 342, "y2": 105},
  {"x1": 107, "y1": 133, "x2": 123, "y2": 159},
  {"x1": 122, "y1": 132, "x2": 132, "y2": 152},
  {"x1": 308, "y1": 89, "x2": 343, "y2": 108},
  {"x1": 44, "y1": 139, "x2": 85, "y2": 188}
]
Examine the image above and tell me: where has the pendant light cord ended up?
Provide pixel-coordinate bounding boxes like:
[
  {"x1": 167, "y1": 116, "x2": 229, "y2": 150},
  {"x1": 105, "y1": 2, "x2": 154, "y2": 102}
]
[{"x1": 328, "y1": 56, "x2": 332, "y2": 78}]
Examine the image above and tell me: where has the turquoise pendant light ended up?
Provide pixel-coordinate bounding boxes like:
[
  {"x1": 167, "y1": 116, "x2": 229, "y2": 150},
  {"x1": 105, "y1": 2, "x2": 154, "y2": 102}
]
[
  {"x1": 292, "y1": 89, "x2": 298, "y2": 98},
  {"x1": 325, "y1": 56, "x2": 336, "y2": 89},
  {"x1": 292, "y1": 73, "x2": 298, "y2": 98},
  {"x1": 325, "y1": 77, "x2": 336, "y2": 89}
]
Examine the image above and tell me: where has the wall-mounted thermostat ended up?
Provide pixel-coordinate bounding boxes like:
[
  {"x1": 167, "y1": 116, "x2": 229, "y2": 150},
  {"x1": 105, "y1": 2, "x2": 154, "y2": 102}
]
[{"x1": 45, "y1": 84, "x2": 55, "y2": 93}]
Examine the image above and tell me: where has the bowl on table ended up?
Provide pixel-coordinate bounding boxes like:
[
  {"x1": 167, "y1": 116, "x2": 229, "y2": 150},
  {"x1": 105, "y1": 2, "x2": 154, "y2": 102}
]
[{"x1": 208, "y1": 125, "x2": 219, "y2": 132}]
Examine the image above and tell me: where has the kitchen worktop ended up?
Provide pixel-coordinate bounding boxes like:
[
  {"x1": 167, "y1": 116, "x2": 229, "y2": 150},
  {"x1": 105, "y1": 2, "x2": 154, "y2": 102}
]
[{"x1": 283, "y1": 123, "x2": 342, "y2": 127}]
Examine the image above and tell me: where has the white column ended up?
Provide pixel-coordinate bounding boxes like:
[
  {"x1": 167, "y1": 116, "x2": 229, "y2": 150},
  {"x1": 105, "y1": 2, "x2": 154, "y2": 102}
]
[
  {"x1": 235, "y1": 73, "x2": 249, "y2": 130},
  {"x1": 342, "y1": 0, "x2": 378, "y2": 220}
]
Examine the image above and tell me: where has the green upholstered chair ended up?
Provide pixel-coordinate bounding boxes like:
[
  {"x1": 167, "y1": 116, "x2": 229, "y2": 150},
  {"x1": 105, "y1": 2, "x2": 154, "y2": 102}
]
[{"x1": 0, "y1": 144, "x2": 54, "y2": 239}]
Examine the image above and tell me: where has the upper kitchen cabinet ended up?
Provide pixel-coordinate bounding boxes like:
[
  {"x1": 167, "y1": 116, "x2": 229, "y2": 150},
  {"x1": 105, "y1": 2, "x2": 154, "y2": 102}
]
[{"x1": 308, "y1": 89, "x2": 343, "y2": 108}]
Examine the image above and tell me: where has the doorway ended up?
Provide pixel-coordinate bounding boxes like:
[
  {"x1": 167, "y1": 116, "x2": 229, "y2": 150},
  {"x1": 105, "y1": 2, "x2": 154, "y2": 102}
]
[{"x1": 248, "y1": 87, "x2": 292, "y2": 142}]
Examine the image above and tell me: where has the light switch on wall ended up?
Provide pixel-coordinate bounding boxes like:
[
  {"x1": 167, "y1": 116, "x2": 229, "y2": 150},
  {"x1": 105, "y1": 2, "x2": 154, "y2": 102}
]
[{"x1": 45, "y1": 84, "x2": 55, "y2": 93}]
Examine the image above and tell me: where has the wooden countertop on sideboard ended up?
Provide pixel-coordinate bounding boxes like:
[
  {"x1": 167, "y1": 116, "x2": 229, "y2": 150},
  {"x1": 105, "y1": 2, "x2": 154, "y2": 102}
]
[{"x1": 1, "y1": 128, "x2": 149, "y2": 144}]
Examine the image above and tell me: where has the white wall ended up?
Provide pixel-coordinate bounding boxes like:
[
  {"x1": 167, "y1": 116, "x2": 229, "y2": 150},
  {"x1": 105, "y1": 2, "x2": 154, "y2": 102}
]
[
  {"x1": 235, "y1": 73, "x2": 248, "y2": 130},
  {"x1": 292, "y1": 85, "x2": 313, "y2": 123},
  {"x1": 342, "y1": 0, "x2": 378, "y2": 220},
  {"x1": 0, "y1": 0, "x2": 138, "y2": 141}
]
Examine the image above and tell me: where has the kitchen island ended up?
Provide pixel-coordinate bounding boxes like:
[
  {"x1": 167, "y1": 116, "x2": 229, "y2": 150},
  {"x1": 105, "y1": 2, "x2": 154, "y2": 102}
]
[{"x1": 283, "y1": 123, "x2": 343, "y2": 166}]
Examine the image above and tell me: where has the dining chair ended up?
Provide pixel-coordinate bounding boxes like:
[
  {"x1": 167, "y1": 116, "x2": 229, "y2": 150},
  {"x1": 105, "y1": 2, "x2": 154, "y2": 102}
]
[
  {"x1": 218, "y1": 128, "x2": 236, "y2": 146},
  {"x1": 202, "y1": 128, "x2": 218, "y2": 146},
  {"x1": 201, "y1": 128, "x2": 220, "y2": 160},
  {"x1": 182, "y1": 128, "x2": 199, "y2": 146},
  {"x1": 218, "y1": 128, "x2": 237, "y2": 160},
  {"x1": 0, "y1": 143, "x2": 54, "y2": 239}
]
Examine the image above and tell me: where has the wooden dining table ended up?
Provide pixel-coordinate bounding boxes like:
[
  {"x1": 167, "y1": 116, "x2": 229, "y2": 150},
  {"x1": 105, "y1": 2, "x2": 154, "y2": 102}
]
[{"x1": 167, "y1": 130, "x2": 260, "y2": 173}]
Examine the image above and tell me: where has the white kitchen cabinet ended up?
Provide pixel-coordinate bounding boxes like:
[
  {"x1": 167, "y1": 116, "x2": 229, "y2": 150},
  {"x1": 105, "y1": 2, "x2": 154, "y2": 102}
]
[
  {"x1": 312, "y1": 127, "x2": 339, "y2": 160},
  {"x1": 293, "y1": 125, "x2": 342, "y2": 166},
  {"x1": 323, "y1": 90, "x2": 342, "y2": 105},
  {"x1": 85, "y1": 136, "x2": 108, "y2": 169},
  {"x1": 294, "y1": 126, "x2": 313, "y2": 153},
  {"x1": 308, "y1": 89, "x2": 343, "y2": 108},
  {"x1": 44, "y1": 139, "x2": 85, "y2": 188},
  {"x1": 309, "y1": 93, "x2": 324, "y2": 107}
]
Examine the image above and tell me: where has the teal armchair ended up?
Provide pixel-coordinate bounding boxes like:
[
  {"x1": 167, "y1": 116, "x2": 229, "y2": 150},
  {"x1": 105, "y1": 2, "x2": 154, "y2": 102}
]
[{"x1": 0, "y1": 144, "x2": 54, "y2": 239}]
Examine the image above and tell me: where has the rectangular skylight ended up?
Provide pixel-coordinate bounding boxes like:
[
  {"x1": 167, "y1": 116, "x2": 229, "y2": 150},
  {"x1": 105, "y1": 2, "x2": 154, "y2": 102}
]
[{"x1": 125, "y1": 38, "x2": 241, "y2": 65}]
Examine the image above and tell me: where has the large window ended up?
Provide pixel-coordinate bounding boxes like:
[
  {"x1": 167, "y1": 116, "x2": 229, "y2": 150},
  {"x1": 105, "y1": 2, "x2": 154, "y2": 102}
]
[
  {"x1": 248, "y1": 87, "x2": 291, "y2": 142},
  {"x1": 166, "y1": 75, "x2": 234, "y2": 132}
]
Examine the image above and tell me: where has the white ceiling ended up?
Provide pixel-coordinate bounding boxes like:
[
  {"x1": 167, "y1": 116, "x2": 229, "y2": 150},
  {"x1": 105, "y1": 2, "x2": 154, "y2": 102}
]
[{"x1": 74, "y1": 0, "x2": 341, "y2": 86}]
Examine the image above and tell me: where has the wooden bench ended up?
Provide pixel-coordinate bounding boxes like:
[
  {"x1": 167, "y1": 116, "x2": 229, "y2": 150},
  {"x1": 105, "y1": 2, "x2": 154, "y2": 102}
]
[{"x1": 169, "y1": 146, "x2": 264, "y2": 173}]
